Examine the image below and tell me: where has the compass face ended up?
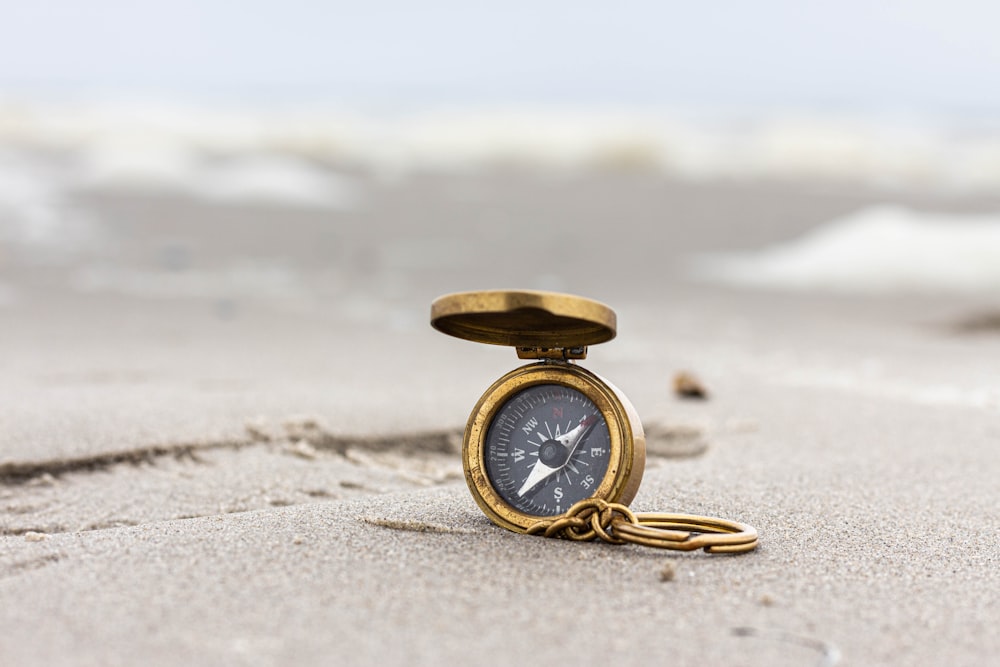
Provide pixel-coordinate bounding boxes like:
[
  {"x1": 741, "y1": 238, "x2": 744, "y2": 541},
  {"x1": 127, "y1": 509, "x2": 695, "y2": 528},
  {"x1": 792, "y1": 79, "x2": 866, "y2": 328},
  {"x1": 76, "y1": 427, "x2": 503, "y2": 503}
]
[{"x1": 484, "y1": 383, "x2": 612, "y2": 517}]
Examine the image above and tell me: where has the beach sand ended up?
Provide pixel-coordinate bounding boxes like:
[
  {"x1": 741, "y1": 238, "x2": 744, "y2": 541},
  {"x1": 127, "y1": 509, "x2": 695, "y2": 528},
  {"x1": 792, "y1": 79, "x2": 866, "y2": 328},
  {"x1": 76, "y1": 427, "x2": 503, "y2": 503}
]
[{"x1": 1, "y1": 169, "x2": 998, "y2": 665}]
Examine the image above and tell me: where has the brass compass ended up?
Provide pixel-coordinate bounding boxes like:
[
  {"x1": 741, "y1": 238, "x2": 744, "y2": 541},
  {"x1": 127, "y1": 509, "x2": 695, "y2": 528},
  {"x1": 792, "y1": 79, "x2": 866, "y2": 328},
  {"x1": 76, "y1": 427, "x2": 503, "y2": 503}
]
[{"x1": 431, "y1": 290, "x2": 758, "y2": 553}]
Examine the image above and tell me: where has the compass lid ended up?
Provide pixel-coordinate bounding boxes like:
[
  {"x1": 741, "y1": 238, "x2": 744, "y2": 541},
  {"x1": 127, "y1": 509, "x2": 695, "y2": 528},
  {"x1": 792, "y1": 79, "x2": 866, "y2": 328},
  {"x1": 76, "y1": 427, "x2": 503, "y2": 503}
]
[{"x1": 430, "y1": 290, "x2": 616, "y2": 349}]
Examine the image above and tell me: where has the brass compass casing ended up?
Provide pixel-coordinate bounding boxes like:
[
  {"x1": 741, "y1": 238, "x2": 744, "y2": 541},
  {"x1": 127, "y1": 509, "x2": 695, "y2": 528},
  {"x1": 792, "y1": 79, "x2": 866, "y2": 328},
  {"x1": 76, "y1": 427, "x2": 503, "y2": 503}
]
[
  {"x1": 431, "y1": 290, "x2": 646, "y2": 533},
  {"x1": 463, "y1": 362, "x2": 645, "y2": 532}
]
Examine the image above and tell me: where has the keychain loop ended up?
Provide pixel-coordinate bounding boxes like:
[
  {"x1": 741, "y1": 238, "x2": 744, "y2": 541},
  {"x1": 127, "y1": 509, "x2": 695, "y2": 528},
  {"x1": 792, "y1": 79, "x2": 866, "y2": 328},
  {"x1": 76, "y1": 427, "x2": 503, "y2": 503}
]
[{"x1": 526, "y1": 498, "x2": 758, "y2": 554}]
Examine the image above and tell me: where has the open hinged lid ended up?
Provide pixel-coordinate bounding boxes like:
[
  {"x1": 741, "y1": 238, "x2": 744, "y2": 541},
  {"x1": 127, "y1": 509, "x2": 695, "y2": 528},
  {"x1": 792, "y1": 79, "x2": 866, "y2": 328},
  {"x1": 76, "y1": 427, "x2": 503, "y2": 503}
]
[{"x1": 430, "y1": 290, "x2": 616, "y2": 351}]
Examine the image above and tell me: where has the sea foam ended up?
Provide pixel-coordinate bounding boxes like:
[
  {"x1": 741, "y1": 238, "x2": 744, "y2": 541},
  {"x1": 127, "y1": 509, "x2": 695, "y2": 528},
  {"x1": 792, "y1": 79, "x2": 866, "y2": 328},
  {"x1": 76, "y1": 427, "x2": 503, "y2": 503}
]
[
  {"x1": 80, "y1": 147, "x2": 358, "y2": 209},
  {"x1": 0, "y1": 151, "x2": 102, "y2": 260},
  {"x1": 690, "y1": 205, "x2": 1000, "y2": 294},
  {"x1": 1, "y1": 100, "x2": 999, "y2": 191}
]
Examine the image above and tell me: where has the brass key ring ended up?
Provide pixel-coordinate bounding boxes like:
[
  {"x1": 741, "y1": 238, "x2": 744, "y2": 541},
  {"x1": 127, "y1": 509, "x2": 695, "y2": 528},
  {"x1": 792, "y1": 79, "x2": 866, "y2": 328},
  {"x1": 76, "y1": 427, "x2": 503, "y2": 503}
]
[{"x1": 526, "y1": 498, "x2": 758, "y2": 554}]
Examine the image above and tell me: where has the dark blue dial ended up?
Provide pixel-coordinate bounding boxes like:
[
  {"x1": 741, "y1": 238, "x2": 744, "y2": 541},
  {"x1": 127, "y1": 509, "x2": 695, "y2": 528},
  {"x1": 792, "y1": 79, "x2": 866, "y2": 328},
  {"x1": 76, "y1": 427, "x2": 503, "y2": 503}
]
[{"x1": 484, "y1": 384, "x2": 611, "y2": 517}]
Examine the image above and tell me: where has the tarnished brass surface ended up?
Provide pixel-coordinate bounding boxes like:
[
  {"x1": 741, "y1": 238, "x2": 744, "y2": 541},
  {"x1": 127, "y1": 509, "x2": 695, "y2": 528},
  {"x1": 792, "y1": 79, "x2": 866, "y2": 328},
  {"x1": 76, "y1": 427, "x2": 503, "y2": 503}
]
[
  {"x1": 431, "y1": 290, "x2": 616, "y2": 349},
  {"x1": 515, "y1": 346, "x2": 588, "y2": 360},
  {"x1": 462, "y1": 362, "x2": 645, "y2": 533},
  {"x1": 526, "y1": 498, "x2": 759, "y2": 554}
]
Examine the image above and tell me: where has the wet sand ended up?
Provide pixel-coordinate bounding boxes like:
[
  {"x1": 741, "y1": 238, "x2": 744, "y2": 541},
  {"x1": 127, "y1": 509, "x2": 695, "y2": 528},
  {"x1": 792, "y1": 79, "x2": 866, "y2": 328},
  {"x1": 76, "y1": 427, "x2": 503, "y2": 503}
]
[{"x1": 1, "y1": 171, "x2": 998, "y2": 666}]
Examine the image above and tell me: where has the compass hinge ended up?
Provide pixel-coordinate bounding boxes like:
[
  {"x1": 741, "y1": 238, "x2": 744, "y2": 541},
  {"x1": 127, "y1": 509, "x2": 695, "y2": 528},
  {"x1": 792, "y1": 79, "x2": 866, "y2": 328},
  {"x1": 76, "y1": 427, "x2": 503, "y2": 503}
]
[{"x1": 516, "y1": 346, "x2": 588, "y2": 360}]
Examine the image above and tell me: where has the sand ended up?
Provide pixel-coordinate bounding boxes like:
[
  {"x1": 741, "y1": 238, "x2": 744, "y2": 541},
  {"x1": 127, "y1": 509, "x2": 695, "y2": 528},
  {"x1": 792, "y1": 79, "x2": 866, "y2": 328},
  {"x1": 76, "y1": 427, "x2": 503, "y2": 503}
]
[{"x1": 1, "y1": 170, "x2": 998, "y2": 666}]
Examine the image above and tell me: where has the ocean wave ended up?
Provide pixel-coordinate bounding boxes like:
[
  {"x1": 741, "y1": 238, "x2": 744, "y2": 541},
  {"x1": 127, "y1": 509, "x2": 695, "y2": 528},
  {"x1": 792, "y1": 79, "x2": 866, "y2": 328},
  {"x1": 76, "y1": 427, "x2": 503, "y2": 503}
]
[
  {"x1": 0, "y1": 139, "x2": 357, "y2": 266},
  {"x1": 1, "y1": 100, "x2": 999, "y2": 190},
  {"x1": 0, "y1": 151, "x2": 103, "y2": 260},
  {"x1": 690, "y1": 205, "x2": 1000, "y2": 294},
  {"x1": 79, "y1": 148, "x2": 359, "y2": 208}
]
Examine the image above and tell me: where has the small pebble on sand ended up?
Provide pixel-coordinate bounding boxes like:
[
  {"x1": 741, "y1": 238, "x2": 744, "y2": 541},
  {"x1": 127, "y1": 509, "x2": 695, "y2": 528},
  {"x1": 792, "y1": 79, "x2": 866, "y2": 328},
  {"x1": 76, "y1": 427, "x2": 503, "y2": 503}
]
[
  {"x1": 24, "y1": 531, "x2": 49, "y2": 542},
  {"x1": 673, "y1": 372, "x2": 709, "y2": 400}
]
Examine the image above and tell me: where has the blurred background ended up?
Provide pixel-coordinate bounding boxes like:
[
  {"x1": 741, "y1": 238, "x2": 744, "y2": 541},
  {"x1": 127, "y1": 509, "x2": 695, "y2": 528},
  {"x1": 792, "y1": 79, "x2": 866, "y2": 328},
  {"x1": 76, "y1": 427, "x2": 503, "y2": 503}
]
[{"x1": 1, "y1": 1, "x2": 999, "y2": 458}]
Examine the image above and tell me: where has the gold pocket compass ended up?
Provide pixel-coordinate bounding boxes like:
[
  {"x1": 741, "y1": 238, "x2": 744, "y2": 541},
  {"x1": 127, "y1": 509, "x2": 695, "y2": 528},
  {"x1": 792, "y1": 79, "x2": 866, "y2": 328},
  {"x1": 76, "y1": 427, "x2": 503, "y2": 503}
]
[{"x1": 431, "y1": 290, "x2": 758, "y2": 553}]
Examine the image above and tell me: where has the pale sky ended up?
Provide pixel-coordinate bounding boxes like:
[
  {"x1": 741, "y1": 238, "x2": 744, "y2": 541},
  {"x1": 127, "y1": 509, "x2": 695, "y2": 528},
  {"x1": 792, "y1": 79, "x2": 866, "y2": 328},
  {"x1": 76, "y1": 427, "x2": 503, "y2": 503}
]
[{"x1": 1, "y1": 1, "x2": 999, "y2": 113}]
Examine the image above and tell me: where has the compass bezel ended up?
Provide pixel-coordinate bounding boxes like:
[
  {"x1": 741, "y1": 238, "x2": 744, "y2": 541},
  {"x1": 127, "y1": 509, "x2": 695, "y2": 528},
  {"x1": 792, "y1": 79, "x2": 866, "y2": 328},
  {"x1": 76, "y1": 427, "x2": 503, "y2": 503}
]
[{"x1": 463, "y1": 362, "x2": 645, "y2": 533}]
